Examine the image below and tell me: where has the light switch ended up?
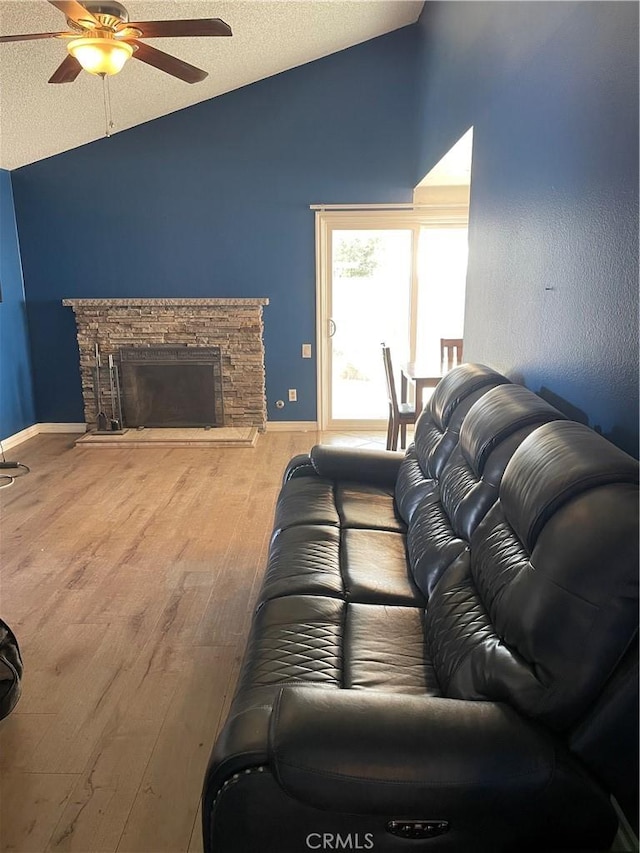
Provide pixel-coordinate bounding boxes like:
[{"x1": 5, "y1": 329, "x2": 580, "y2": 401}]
[{"x1": 302, "y1": 343, "x2": 312, "y2": 358}]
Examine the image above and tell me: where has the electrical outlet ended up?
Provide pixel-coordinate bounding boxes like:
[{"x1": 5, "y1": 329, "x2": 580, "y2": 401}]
[
  {"x1": 288, "y1": 389, "x2": 297, "y2": 402},
  {"x1": 302, "y1": 343, "x2": 312, "y2": 358}
]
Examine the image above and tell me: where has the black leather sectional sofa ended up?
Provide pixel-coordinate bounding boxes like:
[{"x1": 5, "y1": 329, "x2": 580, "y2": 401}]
[{"x1": 202, "y1": 364, "x2": 639, "y2": 853}]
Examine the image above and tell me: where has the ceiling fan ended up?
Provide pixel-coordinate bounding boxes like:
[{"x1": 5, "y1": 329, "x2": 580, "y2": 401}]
[{"x1": 0, "y1": 0, "x2": 232, "y2": 84}]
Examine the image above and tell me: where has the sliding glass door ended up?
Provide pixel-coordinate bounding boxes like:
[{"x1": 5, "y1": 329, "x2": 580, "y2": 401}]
[
  {"x1": 316, "y1": 210, "x2": 468, "y2": 430},
  {"x1": 330, "y1": 228, "x2": 412, "y2": 422}
]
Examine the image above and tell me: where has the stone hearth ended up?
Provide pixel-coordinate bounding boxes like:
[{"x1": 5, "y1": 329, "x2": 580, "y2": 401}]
[{"x1": 63, "y1": 298, "x2": 269, "y2": 432}]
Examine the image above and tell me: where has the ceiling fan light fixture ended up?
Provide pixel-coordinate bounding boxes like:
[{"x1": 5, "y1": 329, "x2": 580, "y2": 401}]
[{"x1": 67, "y1": 37, "x2": 133, "y2": 75}]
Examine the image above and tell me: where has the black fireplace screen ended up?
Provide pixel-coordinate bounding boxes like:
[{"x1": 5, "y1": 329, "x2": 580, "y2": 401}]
[{"x1": 119, "y1": 346, "x2": 224, "y2": 428}]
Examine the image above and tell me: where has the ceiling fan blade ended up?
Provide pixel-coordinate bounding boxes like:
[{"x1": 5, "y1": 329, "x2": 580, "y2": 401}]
[
  {"x1": 131, "y1": 41, "x2": 207, "y2": 83},
  {"x1": 0, "y1": 31, "x2": 73, "y2": 43},
  {"x1": 49, "y1": 54, "x2": 82, "y2": 83},
  {"x1": 126, "y1": 19, "x2": 232, "y2": 39},
  {"x1": 48, "y1": 1, "x2": 99, "y2": 27}
]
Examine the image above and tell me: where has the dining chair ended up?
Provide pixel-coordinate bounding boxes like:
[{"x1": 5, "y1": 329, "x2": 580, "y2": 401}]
[
  {"x1": 382, "y1": 343, "x2": 417, "y2": 451},
  {"x1": 440, "y1": 338, "x2": 464, "y2": 373}
]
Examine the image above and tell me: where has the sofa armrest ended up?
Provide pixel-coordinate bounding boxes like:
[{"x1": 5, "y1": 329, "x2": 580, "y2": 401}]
[
  {"x1": 283, "y1": 453, "x2": 317, "y2": 482},
  {"x1": 309, "y1": 445, "x2": 404, "y2": 487},
  {"x1": 269, "y1": 687, "x2": 603, "y2": 817}
]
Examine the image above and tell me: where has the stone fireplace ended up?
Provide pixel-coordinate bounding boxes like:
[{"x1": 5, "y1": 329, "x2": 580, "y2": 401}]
[{"x1": 63, "y1": 298, "x2": 269, "y2": 431}]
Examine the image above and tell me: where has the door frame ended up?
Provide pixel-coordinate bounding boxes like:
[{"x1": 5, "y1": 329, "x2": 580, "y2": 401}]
[{"x1": 315, "y1": 207, "x2": 467, "y2": 430}]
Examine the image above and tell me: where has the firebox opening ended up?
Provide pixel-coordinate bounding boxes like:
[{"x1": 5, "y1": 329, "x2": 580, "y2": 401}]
[{"x1": 119, "y1": 346, "x2": 224, "y2": 428}]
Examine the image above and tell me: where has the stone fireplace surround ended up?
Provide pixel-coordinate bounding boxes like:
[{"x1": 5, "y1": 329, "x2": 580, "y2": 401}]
[{"x1": 63, "y1": 298, "x2": 269, "y2": 432}]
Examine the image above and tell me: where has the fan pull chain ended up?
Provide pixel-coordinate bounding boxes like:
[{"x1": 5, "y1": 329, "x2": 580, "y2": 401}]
[{"x1": 101, "y1": 74, "x2": 115, "y2": 138}]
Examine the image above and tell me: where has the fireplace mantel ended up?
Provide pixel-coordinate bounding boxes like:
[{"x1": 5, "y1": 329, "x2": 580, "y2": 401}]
[
  {"x1": 63, "y1": 298, "x2": 269, "y2": 309},
  {"x1": 64, "y1": 297, "x2": 269, "y2": 431}
]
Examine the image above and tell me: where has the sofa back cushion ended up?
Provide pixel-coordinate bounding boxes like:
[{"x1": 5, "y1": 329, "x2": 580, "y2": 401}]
[
  {"x1": 424, "y1": 421, "x2": 639, "y2": 731},
  {"x1": 406, "y1": 384, "x2": 566, "y2": 598},
  {"x1": 395, "y1": 364, "x2": 510, "y2": 523},
  {"x1": 441, "y1": 385, "x2": 567, "y2": 541}
]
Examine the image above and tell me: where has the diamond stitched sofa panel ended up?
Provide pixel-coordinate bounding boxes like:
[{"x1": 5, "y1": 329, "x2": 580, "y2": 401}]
[{"x1": 202, "y1": 364, "x2": 639, "y2": 853}]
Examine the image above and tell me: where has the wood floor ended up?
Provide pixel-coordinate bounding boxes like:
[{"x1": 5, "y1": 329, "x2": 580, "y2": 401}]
[{"x1": 0, "y1": 430, "x2": 386, "y2": 853}]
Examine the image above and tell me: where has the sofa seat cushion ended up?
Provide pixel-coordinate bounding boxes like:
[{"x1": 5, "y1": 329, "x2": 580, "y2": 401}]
[
  {"x1": 336, "y1": 483, "x2": 405, "y2": 532},
  {"x1": 262, "y1": 525, "x2": 344, "y2": 602},
  {"x1": 273, "y1": 478, "x2": 404, "y2": 536},
  {"x1": 345, "y1": 603, "x2": 439, "y2": 695},
  {"x1": 343, "y1": 529, "x2": 423, "y2": 605},
  {"x1": 242, "y1": 595, "x2": 343, "y2": 693},
  {"x1": 273, "y1": 478, "x2": 340, "y2": 532},
  {"x1": 260, "y1": 526, "x2": 423, "y2": 606},
  {"x1": 233, "y1": 595, "x2": 436, "y2": 717}
]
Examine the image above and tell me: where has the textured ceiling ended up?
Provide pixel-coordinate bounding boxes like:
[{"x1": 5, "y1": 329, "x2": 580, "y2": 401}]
[{"x1": 0, "y1": 0, "x2": 423, "y2": 170}]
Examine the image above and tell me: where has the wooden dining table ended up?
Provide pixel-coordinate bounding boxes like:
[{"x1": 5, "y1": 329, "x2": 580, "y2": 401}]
[{"x1": 400, "y1": 359, "x2": 444, "y2": 409}]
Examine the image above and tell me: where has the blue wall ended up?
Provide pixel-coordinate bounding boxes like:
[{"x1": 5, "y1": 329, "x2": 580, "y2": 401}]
[
  {"x1": 413, "y1": 1, "x2": 639, "y2": 455},
  {"x1": 11, "y1": 27, "x2": 419, "y2": 424},
  {"x1": 0, "y1": 169, "x2": 36, "y2": 440}
]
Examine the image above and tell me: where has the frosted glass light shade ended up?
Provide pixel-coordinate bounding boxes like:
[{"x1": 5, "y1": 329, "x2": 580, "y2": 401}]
[{"x1": 68, "y1": 38, "x2": 133, "y2": 76}]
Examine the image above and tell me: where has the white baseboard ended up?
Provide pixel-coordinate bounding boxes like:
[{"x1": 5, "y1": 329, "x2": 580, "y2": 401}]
[
  {"x1": 39, "y1": 423, "x2": 87, "y2": 434},
  {"x1": 0, "y1": 424, "x2": 41, "y2": 451},
  {"x1": 0, "y1": 422, "x2": 86, "y2": 450},
  {"x1": 266, "y1": 421, "x2": 318, "y2": 432}
]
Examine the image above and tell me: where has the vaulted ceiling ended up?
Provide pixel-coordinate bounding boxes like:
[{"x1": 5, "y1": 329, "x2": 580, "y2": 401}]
[{"x1": 0, "y1": 0, "x2": 423, "y2": 170}]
